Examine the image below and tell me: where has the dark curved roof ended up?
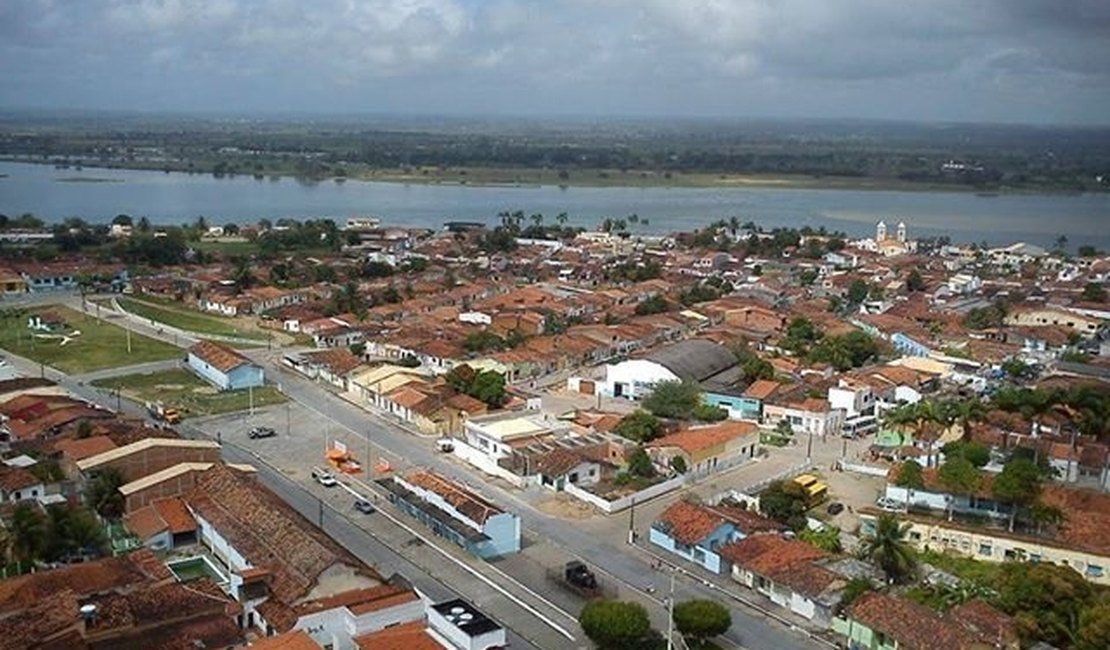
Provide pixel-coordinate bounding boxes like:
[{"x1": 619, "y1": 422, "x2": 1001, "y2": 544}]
[{"x1": 646, "y1": 339, "x2": 737, "y2": 383}]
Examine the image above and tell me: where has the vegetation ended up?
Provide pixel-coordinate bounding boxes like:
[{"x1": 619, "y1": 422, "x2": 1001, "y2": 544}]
[
  {"x1": 0, "y1": 305, "x2": 182, "y2": 373},
  {"x1": 634, "y1": 294, "x2": 670, "y2": 316},
  {"x1": 779, "y1": 317, "x2": 879, "y2": 370},
  {"x1": 799, "y1": 526, "x2": 843, "y2": 553},
  {"x1": 906, "y1": 268, "x2": 926, "y2": 292},
  {"x1": 613, "y1": 410, "x2": 664, "y2": 443},
  {"x1": 672, "y1": 600, "x2": 732, "y2": 644},
  {"x1": 578, "y1": 599, "x2": 652, "y2": 650},
  {"x1": 119, "y1": 297, "x2": 268, "y2": 341},
  {"x1": 937, "y1": 457, "x2": 981, "y2": 521},
  {"x1": 8, "y1": 503, "x2": 107, "y2": 567},
  {"x1": 444, "y1": 364, "x2": 507, "y2": 408},
  {"x1": 626, "y1": 447, "x2": 656, "y2": 479},
  {"x1": 86, "y1": 468, "x2": 126, "y2": 519},
  {"x1": 963, "y1": 302, "x2": 1008, "y2": 330},
  {"x1": 91, "y1": 369, "x2": 287, "y2": 418},
  {"x1": 642, "y1": 380, "x2": 724, "y2": 422},
  {"x1": 941, "y1": 440, "x2": 991, "y2": 468},
  {"x1": 1081, "y1": 282, "x2": 1106, "y2": 303},
  {"x1": 759, "y1": 480, "x2": 809, "y2": 531},
  {"x1": 858, "y1": 513, "x2": 917, "y2": 584}
]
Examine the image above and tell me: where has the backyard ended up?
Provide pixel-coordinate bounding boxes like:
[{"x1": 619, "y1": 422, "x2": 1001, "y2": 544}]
[
  {"x1": 91, "y1": 368, "x2": 287, "y2": 418},
  {"x1": 0, "y1": 304, "x2": 182, "y2": 373},
  {"x1": 117, "y1": 297, "x2": 270, "y2": 343}
]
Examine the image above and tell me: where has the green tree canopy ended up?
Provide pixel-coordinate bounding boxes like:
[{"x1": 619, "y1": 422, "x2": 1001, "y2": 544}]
[
  {"x1": 894, "y1": 460, "x2": 925, "y2": 490},
  {"x1": 613, "y1": 410, "x2": 664, "y2": 443},
  {"x1": 992, "y1": 456, "x2": 1044, "y2": 531},
  {"x1": 860, "y1": 513, "x2": 917, "y2": 584},
  {"x1": 626, "y1": 447, "x2": 656, "y2": 479},
  {"x1": 993, "y1": 562, "x2": 1093, "y2": 648},
  {"x1": 942, "y1": 440, "x2": 991, "y2": 468},
  {"x1": 1081, "y1": 282, "x2": 1107, "y2": 303},
  {"x1": 847, "y1": 279, "x2": 870, "y2": 304},
  {"x1": 86, "y1": 468, "x2": 126, "y2": 520},
  {"x1": 642, "y1": 380, "x2": 703, "y2": 420},
  {"x1": 579, "y1": 600, "x2": 652, "y2": 650},
  {"x1": 799, "y1": 526, "x2": 843, "y2": 553},
  {"x1": 937, "y1": 457, "x2": 981, "y2": 521},
  {"x1": 759, "y1": 480, "x2": 808, "y2": 531},
  {"x1": 672, "y1": 599, "x2": 732, "y2": 643},
  {"x1": 906, "y1": 268, "x2": 926, "y2": 292}
]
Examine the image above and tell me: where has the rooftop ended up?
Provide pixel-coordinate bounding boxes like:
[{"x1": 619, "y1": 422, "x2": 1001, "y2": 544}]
[
  {"x1": 77, "y1": 438, "x2": 220, "y2": 473},
  {"x1": 647, "y1": 421, "x2": 758, "y2": 455},
  {"x1": 401, "y1": 469, "x2": 506, "y2": 525},
  {"x1": 188, "y1": 339, "x2": 254, "y2": 373},
  {"x1": 644, "y1": 339, "x2": 737, "y2": 383},
  {"x1": 431, "y1": 598, "x2": 502, "y2": 637}
]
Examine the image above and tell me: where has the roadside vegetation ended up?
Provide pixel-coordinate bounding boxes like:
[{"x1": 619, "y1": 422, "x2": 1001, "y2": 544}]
[
  {"x1": 118, "y1": 296, "x2": 269, "y2": 342},
  {"x1": 91, "y1": 368, "x2": 286, "y2": 418}
]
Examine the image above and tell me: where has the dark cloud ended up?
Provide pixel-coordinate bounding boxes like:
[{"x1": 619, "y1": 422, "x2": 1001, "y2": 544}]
[{"x1": 0, "y1": 0, "x2": 1106, "y2": 124}]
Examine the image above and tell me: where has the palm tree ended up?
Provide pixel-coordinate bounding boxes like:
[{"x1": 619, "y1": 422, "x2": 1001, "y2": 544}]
[
  {"x1": 10, "y1": 504, "x2": 46, "y2": 567},
  {"x1": 881, "y1": 404, "x2": 917, "y2": 445},
  {"x1": 86, "y1": 468, "x2": 126, "y2": 520},
  {"x1": 859, "y1": 513, "x2": 918, "y2": 584},
  {"x1": 555, "y1": 212, "x2": 569, "y2": 226}
]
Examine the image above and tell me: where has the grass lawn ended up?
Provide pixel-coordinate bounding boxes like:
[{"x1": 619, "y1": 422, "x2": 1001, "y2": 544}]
[
  {"x1": 0, "y1": 305, "x2": 182, "y2": 374},
  {"x1": 916, "y1": 549, "x2": 1004, "y2": 585},
  {"x1": 118, "y1": 297, "x2": 269, "y2": 342},
  {"x1": 91, "y1": 368, "x2": 286, "y2": 418}
]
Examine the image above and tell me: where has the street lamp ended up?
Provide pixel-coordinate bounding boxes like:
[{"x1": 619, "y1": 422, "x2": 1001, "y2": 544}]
[{"x1": 665, "y1": 567, "x2": 677, "y2": 650}]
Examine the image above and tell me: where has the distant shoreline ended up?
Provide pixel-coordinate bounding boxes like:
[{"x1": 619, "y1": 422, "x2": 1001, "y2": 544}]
[{"x1": 1, "y1": 157, "x2": 1097, "y2": 196}]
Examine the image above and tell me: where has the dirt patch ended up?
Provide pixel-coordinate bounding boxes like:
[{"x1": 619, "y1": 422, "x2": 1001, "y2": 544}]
[{"x1": 535, "y1": 492, "x2": 598, "y2": 520}]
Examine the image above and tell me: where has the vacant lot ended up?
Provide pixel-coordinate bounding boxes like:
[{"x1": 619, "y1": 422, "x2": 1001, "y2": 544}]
[
  {"x1": 118, "y1": 297, "x2": 268, "y2": 342},
  {"x1": 0, "y1": 305, "x2": 182, "y2": 373},
  {"x1": 91, "y1": 368, "x2": 286, "y2": 418}
]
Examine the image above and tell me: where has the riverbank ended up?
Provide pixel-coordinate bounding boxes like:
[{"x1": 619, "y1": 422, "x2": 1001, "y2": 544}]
[{"x1": 3, "y1": 156, "x2": 1093, "y2": 194}]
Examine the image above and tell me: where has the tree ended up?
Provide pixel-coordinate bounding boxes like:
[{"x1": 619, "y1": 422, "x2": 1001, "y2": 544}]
[
  {"x1": 613, "y1": 410, "x2": 664, "y2": 443},
  {"x1": 937, "y1": 457, "x2": 981, "y2": 521},
  {"x1": 469, "y1": 370, "x2": 507, "y2": 408},
  {"x1": 673, "y1": 599, "x2": 732, "y2": 643},
  {"x1": 942, "y1": 440, "x2": 991, "y2": 469},
  {"x1": 86, "y1": 468, "x2": 126, "y2": 520},
  {"x1": 634, "y1": 294, "x2": 669, "y2": 316},
  {"x1": 859, "y1": 513, "x2": 917, "y2": 584},
  {"x1": 76, "y1": 419, "x2": 94, "y2": 439},
  {"x1": 906, "y1": 268, "x2": 926, "y2": 292},
  {"x1": 642, "y1": 380, "x2": 703, "y2": 420},
  {"x1": 774, "y1": 419, "x2": 794, "y2": 438},
  {"x1": 759, "y1": 480, "x2": 809, "y2": 530},
  {"x1": 799, "y1": 526, "x2": 843, "y2": 553},
  {"x1": 992, "y1": 456, "x2": 1043, "y2": 532},
  {"x1": 894, "y1": 460, "x2": 924, "y2": 512},
  {"x1": 137, "y1": 216, "x2": 151, "y2": 233},
  {"x1": 670, "y1": 455, "x2": 688, "y2": 475},
  {"x1": 1081, "y1": 282, "x2": 1107, "y2": 303},
  {"x1": 10, "y1": 504, "x2": 46, "y2": 565},
  {"x1": 463, "y1": 330, "x2": 505, "y2": 354},
  {"x1": 993, "y1": 562, "x2": 1092, "y2": 648},
  {"x1": 1076, "y1": 603, "x2": 1110, "y2": 650},
  {"x1": 579, "y1": 599, "x2": 652, "y2": 650},
  {"x1": 626, "y1": 448, "x2": 656, "y2": 479},
  {"x1": 111, "y1": 214, "x2": 133, "y2": 226},
  {"x1": 847, "y1": 279, "x2": 869, "y2": 304},
  {"x1": 231, "y1": 255, "x2": 256, "y2": 292},
  {"x1": 1001, "y1": 358, "x2": 1035, "y2": 381}
]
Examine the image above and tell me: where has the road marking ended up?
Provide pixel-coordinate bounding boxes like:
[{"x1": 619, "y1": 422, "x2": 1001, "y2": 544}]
[{"x1": 345, "y1": 475, "x2": 578, "y2": 641}]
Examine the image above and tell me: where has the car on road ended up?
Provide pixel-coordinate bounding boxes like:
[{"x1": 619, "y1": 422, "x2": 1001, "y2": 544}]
[
  {"x1": 826, "y1": 501, "x2": 845, "y2": 516},
  {"x1": 311, "y1": 468, "x2": 338, "y2": 487},
  {"x1": 354, "y1": 499, "x2": 375, "y2": 514},
  {"x1": 248, "y1": 426, "x2": 277, "y2": 439}
]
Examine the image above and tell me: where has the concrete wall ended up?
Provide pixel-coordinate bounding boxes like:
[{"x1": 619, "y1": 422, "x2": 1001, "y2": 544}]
[
  {"x1": 187, "y1": 352, "x2": 264, "y2": 390},
  {"x1": 124, "y1": 470, "x2": 203, "y2": 512},
  {"x1": 477, "y1": 511, "x2": 522, "y2": 558},
  {"x1": 95, "y1": 445, "x2": 220, "y2": 483}
]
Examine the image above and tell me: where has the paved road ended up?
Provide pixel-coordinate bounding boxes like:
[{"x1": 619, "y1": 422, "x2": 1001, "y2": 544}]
[{"x1": 9, "y1": 292, "x2": 829, "y2": 650}]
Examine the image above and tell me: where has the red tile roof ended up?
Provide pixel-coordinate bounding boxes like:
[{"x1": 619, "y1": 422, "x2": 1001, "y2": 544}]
[
  {"x1": 152, "y1": 497, "x2": 196, "y2": 534},
  {"x1": 189, "y1": 339, "x2": 252, "y2": 373},
  {"x1": 648, "y1": 421, "x2": 758, "y2": 455},
  {"x1": 0, "y1": 549, "x2": 171, "y2": 615},
  {"x1": 949, "y1": 600, "x2": 1019, "y2": 647},
  {"x1": 124, "y1": 505, "x2": 169, "y2": 539},
  {"x1": 848, "y1": 592, "x2": 979, "y2": 650},
  {"x1": 0, "y1": 464, "x2": 41, "y2": 493},
  {"x1": 354, "y1": 621, "x2": 444, "y2": 650},
  {"x1": 250, "y1": 630, "x2": 322, "y2": 650},
  {"x1": 743, "y1": 379, "x2": 782, "y2": 400},
  {"x1": 53, "y1": 434, "x2": 118, "y2": 461},
  {"x1": 404, "y1": 470, "x2": 504, "y2": 524}
]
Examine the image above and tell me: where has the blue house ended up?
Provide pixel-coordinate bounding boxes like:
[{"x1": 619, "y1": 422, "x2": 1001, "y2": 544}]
[
  {"x1": 649, "y1": 500, "x2": 785, "y2": 574},
  {"x1": 892, "y1": 332, "x2": 932, "y2": 357},
  {"x1": 186, "y1": 340, "x2": 264, "y2": 391}
]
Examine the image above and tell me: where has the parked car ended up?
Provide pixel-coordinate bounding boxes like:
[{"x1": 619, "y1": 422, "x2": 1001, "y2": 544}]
[
  {"x1": 311, "y1": 468, "x2": 338, "y2": 487},
  {"x1": 826, "y1": 502, "x2": 845, "y2": 516},
  {"x1": 876, "y1": 496, "x2": 901, "y2": 512},
  {"x1": 354, "y1": 499, "x2": 375, "y2": 514},
  {"x1": 248, "y1": 426, "x2": 277, "y2": 439}
]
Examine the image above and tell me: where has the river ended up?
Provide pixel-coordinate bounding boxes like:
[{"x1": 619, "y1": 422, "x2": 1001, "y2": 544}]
[{"x1": 1, "y1": 160, "x2": 1108, "y2": 248}]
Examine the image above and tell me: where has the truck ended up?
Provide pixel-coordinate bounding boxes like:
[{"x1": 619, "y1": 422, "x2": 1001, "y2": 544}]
[
  {"x1": 145, "y1": 401, "x2": 182, "y2": 424},
  {"x1": 547, "y1": 560, "x2": 611, "y2": 599}
]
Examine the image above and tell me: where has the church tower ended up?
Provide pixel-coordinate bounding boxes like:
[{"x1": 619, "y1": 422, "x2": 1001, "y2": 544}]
[
  {"x1": 897, "y1": 221, "x2": 907, "y2": 243},
  {"x1": 876, "y1": 221, "x2": 887, "y2": 242}
]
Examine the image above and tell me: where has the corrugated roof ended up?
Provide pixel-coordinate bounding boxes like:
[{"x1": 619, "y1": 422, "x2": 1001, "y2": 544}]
[
  {"x1": 645, "y1": 339, "x2": 737, "y2": 383},
  {"x1": 77, "y1": 438, "x2": 220, "y2": 473}
]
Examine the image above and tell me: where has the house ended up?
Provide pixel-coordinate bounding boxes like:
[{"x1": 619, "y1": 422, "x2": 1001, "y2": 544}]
[
  {"x1": 122, "y1": 496, "x2": 198, "y2": 550},
  {"x1": 721, "y1": 534, "x2": 843, "y2": 627},
  {"x1": 532, "y1": 448, "x2": 602, "y2": 490},
  {"x1": 1006, "y1": 307, "x2": 1100, "y2": 336},
  {"x1": 649, "y1": 500, "x2": 784, "y2": 574},
  {"x1": 302, "y1": 316, "x2": 364, "y2": 348},
  {"x1": 187, "y1": 339, "x2": 265, "y2": 390},
  {"x1": 0, "y1": 548, "x2": 244, "y2": 649},
  {"x1": 763, "y1": 396, "x2": 844, "y2": 438},
  {"x1": 647, "y1": 421, "x2": 760, "y2": 477},
  {"x1": 0, "y1": 462, "x2": 46, "y2": 503},
  {"x1": 348, "y1": 365, "x2": 436, "y2": 410},
  {"x1": 76, "y1": 437, "x2": 221, "y2": 483},
  {"x1": 461, "y1": 412, "x2": 566, "y2": 461},
  {"x1": 296, "y1": 348, "x2": 366, "y2": 390},
  {"x1": 380, "y1": 469, "x2": 521, "y2": 558},
  {"x1": 833, "y1": 591, "x2": 1017, "y2": 650},
  {"x1": 601, "y1": 338, "x2": 740, "y2": 400}
]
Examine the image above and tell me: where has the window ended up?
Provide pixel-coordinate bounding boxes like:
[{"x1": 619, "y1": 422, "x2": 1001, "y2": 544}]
[
  {"x1": 909, "y1": 532, "x2": 922, "y2": 541},
  {"x1": 978, "y1": 543, "x2": 992, "y2": 556},
  {"x1": 1087, "y1": 564, "x2": 1104, "y2": 578},
  {"x1": 693, "y1": 548, "x2": 706, "y2": 562}
]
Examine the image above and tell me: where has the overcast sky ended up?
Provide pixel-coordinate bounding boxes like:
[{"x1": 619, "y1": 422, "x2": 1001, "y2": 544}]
[{"x1": 1, "y1": 0, "x2": 1108, "y2": 125}]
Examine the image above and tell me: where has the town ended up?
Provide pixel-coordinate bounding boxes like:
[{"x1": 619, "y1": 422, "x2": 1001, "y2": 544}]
[{"x1": 0, "y1": 210, "x2": 1107, "y2": 650}]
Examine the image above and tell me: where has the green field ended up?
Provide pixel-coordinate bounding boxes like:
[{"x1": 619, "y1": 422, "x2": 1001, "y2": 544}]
[
  {"x1": 0, "y1": 305, "x2": 182, "y2": 373},
  {"x1": 118, "y1": 297, "x2": 268, "y2": 342},
  {"x1": 91, "y1": 368, "x2": 286, "y2": 418}
]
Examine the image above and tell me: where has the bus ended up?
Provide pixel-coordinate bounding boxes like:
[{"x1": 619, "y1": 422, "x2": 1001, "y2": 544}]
[{"x1": 792, "y1": 474, "x2": 829, "y2": 506}]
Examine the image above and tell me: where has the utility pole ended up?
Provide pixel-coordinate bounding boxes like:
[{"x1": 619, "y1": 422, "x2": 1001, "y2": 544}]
[
  {"x1": 628, "y1": 496, "x2": 636, "y2": 545},
  {"x1": 126, "y1": 322, "x2": 132, "y2": 354},
  {"x1": 286, "y1": 401, "x2": 291, "y2": 437},
  {"x1": 806, "y1": 428, "x2": 814, "y2": 463},
  {"x1": 666, "y1": 568, "x2": 676, "y2": 650},
  {"x1": 248, "y1": 385, "x2": 254, "y2": 416}
]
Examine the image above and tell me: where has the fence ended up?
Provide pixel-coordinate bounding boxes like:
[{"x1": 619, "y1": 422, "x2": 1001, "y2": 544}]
[
  {"x1": 564, "y1": 473, "x2": 687, "y2": 514},
  {"x1": 838, "y1": 461, "x2": 890, "y2": 478}
]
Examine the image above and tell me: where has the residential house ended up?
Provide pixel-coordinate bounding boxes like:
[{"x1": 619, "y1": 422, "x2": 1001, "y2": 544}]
[
  {"x1": 833, "y1": 591, "x2": 1017, "y2": 650},
  {"x1": 763, "y1": 395, "x2": 844, "y2": 438},
  {"x1": 122, "y1": 496, "x2": 199, "y2": 550},
  {"x1": 0, "y1": 462, "x2": 46, "y2": 503},
  {"x1": 647, "y1": 421, "x2": 760, "y2": 477},
  {"x1": 380, "y1": 469, "x2": 521, "y2": 558},
  {"x1": 187, "y1": 339, "x2": 265, "y2": 390},
  {"x1": 1006, "y1": 307, "x2": 1100, "y2": 336},
  {"x1": 461, "y1": 412, "x2": 566, "y2": 461},
  {"x1": 302, "y1": 316, "x2": 365, "y2": 349},
  {"x1": 649, "y1": 500, "x2": 784, "y2": 574},
  {"x1": 296, "y1": 348, "x2": 366, "y2": 390},
  {"x1": 721, "y1": 534, "x2": 843, "y2": 627},
  {"x1": 427, "y1": 598, "x2": 507, "y2": 650}
]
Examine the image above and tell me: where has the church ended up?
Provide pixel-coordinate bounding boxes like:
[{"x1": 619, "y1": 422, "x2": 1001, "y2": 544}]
[{"x1": 858, "y1": 220, "x2": 917, "y2": 256}]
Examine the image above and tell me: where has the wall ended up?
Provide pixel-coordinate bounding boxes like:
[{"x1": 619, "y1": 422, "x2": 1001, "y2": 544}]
[
  {"x1": 703, "y1": 392, "x2": 761, "y2": 421},
  {"x1": 478, "y1": 511, "x2": 522, "y2": 557},
  {"x1": 839, "y1": 462, "x2": 889, "y2": 478},
  {"x1": 227, "y1": 364, "x2": 266, "y2": 391},
  {"x1": 93, "y1": 444, "x2": 220, "y2": 483},
  {"x1": 124, "y1": 470, "x2": 203, "y2": 512},
  {"x1": 452, "y1": 442, "x2": 535, "y2": 488},
  {"x1": 565, "y1": 473, "x2": 687, "y2": 514},
  {"x1": 601, "y1": 359, "x2": 677, "y2": 399},
  {"x1": 188, "y1": 352, "x2": 231, "y2": 390},
  {"x1": 294, "y1": 597, "x2": 426, "y2": 650},
  {"x1": 648, "y1": 521, "x2": 731, "y2": 574}
]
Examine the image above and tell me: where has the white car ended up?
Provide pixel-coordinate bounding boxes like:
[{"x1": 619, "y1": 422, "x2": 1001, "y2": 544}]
[
  {"x1": 311, "y1": 468, "x2": 338, "y2": 487},
  {"x1": 876, "y1": 496, "x2": 902, "y2": 512}
]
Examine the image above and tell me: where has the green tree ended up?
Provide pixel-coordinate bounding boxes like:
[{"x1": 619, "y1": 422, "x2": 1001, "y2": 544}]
[
  {"x1": 634, "y1": 294, "x2": 669, "y2": 315},
  {"x1": 579, "y1": 599, "x2": 652, "y2": 650},
  {"x1": 905, "y1": 268, "x2": 926, "y2": 292},
  {"x1": 992, "y1": 456, "x2": 1043, "y2": 532},
  {"x1": 942, "y1": 441, "x2": 991, "y2": 468},
  {"x1": 469, "y1": 370, "x2": 507, "y2": 408},
  {"x1": 626, "y1": 447, "x2": 656, "y2": 479},
  {"x1": 613, "y1": 410, "x2": 664, "y2": 443},
  {"x1": 463, "y1": 330, "x2": 505, "y2": 354},
  {"x1": 774, "y1": 419, "x2": 794, "y2": 438},
  {"x1": 993, "y1": 562, "x2": 1091, "y2": 648},
  {"x1": 799, "y1": 526, "x2": 843, "y2": 553},
  {"x1": 937, "y1": 457, "x2": 981, "y2": 521},
  {"x1": 847, "y1": 279, "x2": 869, "y2": 304},
  {"x1": 759, "y1": 480, "x2": 808, "y2": 530},
  {"x1": 1076, "y1": 603, "x2": 1110, "y2": 650},
  {"x1": 894, "y1": 460, "x2": 924, "y2": 512},
  {"x1": 86, "y1": 468, "x2": 126, "y2": 520},
  {"x1": 670, "y1": 455, "x2": 688, "y2": 475},
  {"x1": 859, "y1": 513, "x2": 917, "y2": 584},
  {"x1": 10, "y1": 504, "x2": 47, "y2": 565},
  {"x1": 1081, "y1": 282, "x2": 1107, "y2": 303},
  {"x1": 672, "y1": 599, "x2": 732, "y2": 643},
  {"x1": 642, "y1": 380, "x2": 703, "y2": 420}
]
